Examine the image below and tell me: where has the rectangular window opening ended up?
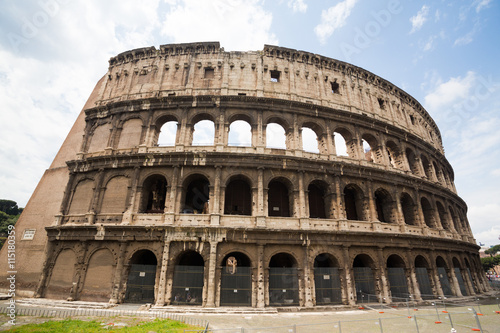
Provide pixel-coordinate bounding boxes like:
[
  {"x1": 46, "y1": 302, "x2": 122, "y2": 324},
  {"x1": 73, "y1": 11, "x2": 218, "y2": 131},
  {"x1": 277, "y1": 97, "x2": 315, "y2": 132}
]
[
  {"x1": 22, "y1": 229, "x2": 36, "y2": 240},
  {"x1": 204, "y1": 67, "x2": 215, "y2": 79},
  {"x1": 331, "y1": 81, "x2": 340, "y2": 94},
  {"x1": 270, "y1": 70, "x2": 280, "y2": 82}
]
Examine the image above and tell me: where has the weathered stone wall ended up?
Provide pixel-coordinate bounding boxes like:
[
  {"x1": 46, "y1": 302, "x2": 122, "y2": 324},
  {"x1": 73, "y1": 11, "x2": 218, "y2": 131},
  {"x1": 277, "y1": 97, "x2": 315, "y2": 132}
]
[{"x1": 0, "y1": 42, "x2": 486, "y2": 307}]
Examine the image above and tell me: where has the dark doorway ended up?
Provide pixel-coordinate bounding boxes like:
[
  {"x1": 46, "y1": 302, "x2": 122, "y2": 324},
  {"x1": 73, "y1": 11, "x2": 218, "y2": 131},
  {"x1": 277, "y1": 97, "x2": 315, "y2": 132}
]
[
  {"x1": 172, "y1": 251, "x2": 204, "y2": 305},
  {"x1": 142, "y1": 175, "x2": 167, "y2": 213},
  {"x1": 415, "y1": 256, "x2": 434, "y2": 299},
  {"x1": 269, "y1": 253, "x2": 299, "y2": 306},
  {"x1": 268, "y1": 180, "x2": 290, "y2": 217},
  {"x1": 124, "y1": 250, "x2": 157, "y2": 303},
  {"x1": 308, "y1": 183, "x2": 326, "y2": 218},
  {"x1": 224, "y1": 179, "x2": 252, "y2": 215},
  {"x1": 387, "y1": 255, "x2": 409, "y2": 300},
  {"x1": 353, "y1": 255, "x2": 377, "y2": 303},
  {"x1": 344, "y1": 186, "x2": 360, "y2": 221},
  {"x1": 436, "y1": 257, "x2": 453, "y2": 297},
  {"x1": 314, "y1": 254, "x2": 342, "y2": 305},
  {"x1": 184, "y1": 176, "x2": 210, "y2": 214},
  {"x1": 220, "y1": 252, "x2": 252, "y2": 306}
]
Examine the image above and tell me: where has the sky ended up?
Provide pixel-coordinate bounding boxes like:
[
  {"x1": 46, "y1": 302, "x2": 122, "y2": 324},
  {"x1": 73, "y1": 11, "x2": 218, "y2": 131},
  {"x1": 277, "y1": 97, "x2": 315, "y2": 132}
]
[{"x1": 0, "y1": 0, "x2": 499, "y2": 246}]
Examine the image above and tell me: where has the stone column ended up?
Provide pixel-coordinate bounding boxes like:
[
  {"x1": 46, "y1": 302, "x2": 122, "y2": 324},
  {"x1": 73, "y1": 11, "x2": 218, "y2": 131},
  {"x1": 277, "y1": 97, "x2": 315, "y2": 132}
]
[
  {"x1": 256, "y1": 167, "x2": 266, "y2": 227},
  {"x1": 303, "y1": 246, "x2": 314, "y2": 307},
  {"x1": 155, "y1": 239, "x2": 171, "y2": 305},
  {"x1": 210, "y1": 166, "x2": 222, "y2": 225},
  {"x1": 342, "y1": 246, "x2": 356, "y2": 305},
  {"x1": 367, "y1": 181, "x2": 377, "y2": 222},
  {"x1": 430, "y1": 256, "x2": 445, "y2": 298},
  {"x1": 447, "y1": 254, "x2": 463, "y2": 297},
  {"x1": 405, "y1": 250, "x2": 422, "y2": 301},
  {"x1": 110, "y1": 241, "x2": 128, "y2": 304},
  {"x1": 256, "y1": 244, "x2": 265, "y2": 307},
  {"x1": 377, "y1": 248, "x2": 390, "y2": 303},
  {"x1": 298, "y1": 171, "x2": 307, "y2": 218},
  {"x1": 335, "y1": 176, "x2": 345, "y2": 219},
  {"x1": 205, "y1": 241, "x2": 218, "y2": 307}
]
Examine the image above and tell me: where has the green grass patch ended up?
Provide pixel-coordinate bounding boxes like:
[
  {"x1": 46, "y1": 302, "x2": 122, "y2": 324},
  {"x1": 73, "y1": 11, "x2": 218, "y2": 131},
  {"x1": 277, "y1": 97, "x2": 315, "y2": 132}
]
[{"x1": 7, "y1": 318, "x2": 202, "y2": 333}]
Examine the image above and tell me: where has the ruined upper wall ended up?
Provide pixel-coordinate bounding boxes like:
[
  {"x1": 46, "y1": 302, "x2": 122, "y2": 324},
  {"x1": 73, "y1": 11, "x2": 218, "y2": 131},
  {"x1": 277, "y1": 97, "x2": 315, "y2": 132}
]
[{"x1": 101, "y1": 42, "x2": 442, "y2": 152}]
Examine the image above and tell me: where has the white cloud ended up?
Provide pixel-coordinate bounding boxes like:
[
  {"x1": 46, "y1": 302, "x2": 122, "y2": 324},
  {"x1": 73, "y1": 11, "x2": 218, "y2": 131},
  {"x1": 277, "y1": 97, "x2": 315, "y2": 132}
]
[
  {"x1": 454, "y1": 31, "x2": 474, "y2": 46},
  {"x1": 409, "y1": 5, "x2": 429, "y2": 33},
  {"x1": 424, "y1": 71, "x2": 476, "y2": 112},
  {"x1": 474, "y1": 0, "x2": 492, "y2": 12},
  {"x1": 160, "y1": 0, "x2": 277, "y2": 51},
  {"x1": 288, "y1": 0, "x2": 307, "y2": 13},
  {"x1": 314, "y1": 0, "x2": 358, "y2": 44},
  {"x1": 0, "y1": 0, "x2": 163, "y2": 206}
]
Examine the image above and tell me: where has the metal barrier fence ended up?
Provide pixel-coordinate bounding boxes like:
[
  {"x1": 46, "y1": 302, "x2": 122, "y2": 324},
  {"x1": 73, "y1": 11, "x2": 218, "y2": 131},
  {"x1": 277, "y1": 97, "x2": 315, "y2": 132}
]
[
  {"x1": 489, "y1": 279, "x2": 500, "y2": 290},
  {"x1": 0, "y1": 306, "x2": 209, "y2": 328},
  {"x1": 184, "y1": 296, "x2": 500, "y2": 333}
]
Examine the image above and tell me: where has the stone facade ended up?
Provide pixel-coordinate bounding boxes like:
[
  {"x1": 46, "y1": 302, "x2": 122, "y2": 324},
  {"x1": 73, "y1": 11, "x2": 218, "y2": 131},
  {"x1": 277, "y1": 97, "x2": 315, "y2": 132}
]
[{"x1": 0, "y1": 42, "x2": 488, "y2": 307}]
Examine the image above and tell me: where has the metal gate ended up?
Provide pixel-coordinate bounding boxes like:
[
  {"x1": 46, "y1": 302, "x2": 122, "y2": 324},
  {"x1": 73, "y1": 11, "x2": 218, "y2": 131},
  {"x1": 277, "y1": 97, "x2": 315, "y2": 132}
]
[
  {"x1": 124, "y1": 264, "x2": 156, "y2": 303},
  {"x1": 220, "y1": 267, "x2": 252, "y2": 306},
  {"x1": 314, "y1": 267, "x2": 342, "y2": 305},
  {"x1": 353, "y1": 267, "x2": 376, "y2": 302},
  {"x1": 387, "y1": 267, "x2": 409, "y2": 299},
  {"x1": 415, "y1": 267, "x2": 434, "y2": 299},
  {"x1": 438, "y1": 267, "x2": 453, "y2": 296},
  {"x1": 269, "y1": 267, "x2": 299, "y2": 306},
  {"x1": 454, "y1": 267, "x2": 468, "y2": 296},
  {"x1": 172, "y1": 265, "x2": 204, "y2": 305}
]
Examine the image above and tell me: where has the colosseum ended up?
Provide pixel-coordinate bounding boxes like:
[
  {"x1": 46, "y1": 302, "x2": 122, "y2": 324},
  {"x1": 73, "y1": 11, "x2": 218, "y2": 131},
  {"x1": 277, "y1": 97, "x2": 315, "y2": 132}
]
[{"x1": 0, "y1": 42, "x2": 489, "y2": 307}]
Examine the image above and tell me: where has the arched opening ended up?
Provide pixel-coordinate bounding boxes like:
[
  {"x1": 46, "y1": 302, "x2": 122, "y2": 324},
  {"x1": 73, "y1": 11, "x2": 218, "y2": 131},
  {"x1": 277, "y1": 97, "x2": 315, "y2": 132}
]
[
  {"x1": 192, "y1": 119, "x2": 215, "y2": 146},
  {"x1": 67, "y1": 179, "x2": 93, "y2": 215},
  {"x1": 333, "y1": 131, "x2": 349, "y2": 157},
  {"x1": 117, "y1": 118, "x2": 143, "y2": 149},
  {"x1": 353, "y1": 254, "x2": 377, "y2": 303},
  {"x1": 269, "y1": 253, "x2": 299, "y2": 306},
  {"x1": 314, "y1": 254, "x2": 342, "y2": 305},
  {"x1": 415, "y1": 256, "x2": 434, "y2": 299},
  {"x1": 421, "y1": 155, "x2": 432, "y2": 179},
  {"x1": 406, "y1": 148, "x2": 420, "y2": 174},
  {"x1": 228, "y1": 120, "x2": 252, "y2": 147},
  {"x1": 45, "y1": 249, "x2": 76, "y2": 299},
  {"x1": 387, "y1": 255, "x2": 409, "y2": 299},
  {"x1": 124, "y1": 250, "x2": 158, "y2": 303},
  {"x1": 374, "y1": 188, "x2": 395, "y2": 223},
  {"x1": 100, "y1": 176, "x2": 129, "y2": 214},
  {"x1": 224, "y1": 178, "x2": 252, "y2": 216},
  {"x1": 268, "y1": 179, "x2": 291, "y2": 217},
  {"x1": 433, "y1": 162, "x2": 444, "y2": 183},
  {"x1": 301, "y1": 127, "x2": 319, "y2": 153},
  {"x1": 452, "y1": 258, "x2": 468, "y2": 296},
  {"x1": 464, "y1": 258, "x2": 479, "y2": 293},
  {"x1": 420, "y1": 197, "x2": 435, "y2": 228},
  {"x1": 436, "y1": 256, "x2": 453, "y2": 296},
  {"x1": 266, "y1": 122, "x2": 286, "y2": 149},
  {"x1": 386, "y1": 141, "x2": 402, "y2": 169},
  {"x1": 308, "y1": 182, "x2": 327, "y2": 219},
  {"x1": 80, "y1": 249, "x2": 114, "y2": 302},
  {"x1": 172, "y1": 251, "x2": 204, "y2": 305},
  {"x1": 158, "y1": 121, "x2": 178, "y2": 146},
  {"x1": 183, "y1": 175, "x2": 210, "y2": 214},
  {"x1": 361, "y1": 134, "x2": 380, "y2": 163},
  {"x1": 436, "y1": 201, "x2": 450, "y2": 230},
  {"x1": 344, "y1": 185, "x2": 364, "y2": 221},
  {"x1": 362, "y1": 139, "x2": 373, "y2": 162},
  {"x1": 448, "y1": 206, "x2": 460, "y2": 232},
  {"x1": 87, "y1": 123, "x2": 111, "y2": 153},
  {"x1": 140, "y1": 175, "x2": 167, "y2": 213},
  {"x1": 220, "y1": 252, "x2": 252, "y2": 306},
  {"x1": 400, "y1": 193, "x2": 417, "y2": 226}
]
